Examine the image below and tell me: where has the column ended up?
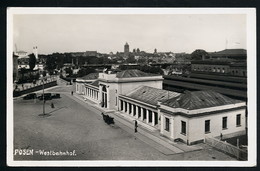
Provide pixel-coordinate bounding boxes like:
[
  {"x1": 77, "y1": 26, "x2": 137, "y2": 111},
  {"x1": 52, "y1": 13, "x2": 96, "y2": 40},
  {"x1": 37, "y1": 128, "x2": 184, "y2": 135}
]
[
  {"x1": 152, "y1": 111, "x2": 155, "y2": 126},
  {"x1": 135, "y1": 106, "x2": 139, "y2": 119},
  {"x1": 160, "y1": 115, "x2": 164, "y2": 134},
  {"x1": 129, "y1": 103, "x2": 132, "y2": 115},
  {"x1": 124, "y1": 101, "x2": 127, "y2": 113},
  {"x1": 146, "y1": 109, "x2": 149, "y2": 124},
  {"x1": 131, "y1": 105, "x2": 135, "y2": 117},
  {"x1": 127, "y1": 102, "x2": 130, "y2": 114},
  {"x1": 140, "y1": 107, "x2": 144, "y2": 121}
]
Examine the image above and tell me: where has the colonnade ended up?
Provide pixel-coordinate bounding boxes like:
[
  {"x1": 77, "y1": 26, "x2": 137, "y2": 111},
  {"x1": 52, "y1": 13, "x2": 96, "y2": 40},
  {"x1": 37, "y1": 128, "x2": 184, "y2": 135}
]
[
  {"x1": 119, "y1": 99, "x2": 158, "y2": 127},
  {"x1": 85, "y1": 87, "x2": 99, "y2": 101}
]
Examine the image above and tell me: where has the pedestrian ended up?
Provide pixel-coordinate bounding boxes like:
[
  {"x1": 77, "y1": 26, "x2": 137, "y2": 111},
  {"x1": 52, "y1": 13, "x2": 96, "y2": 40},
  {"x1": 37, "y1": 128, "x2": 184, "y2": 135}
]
[
  {"x1": 220, "y1": 133, "x2": 223, "y2": 140},
  {"x1": 134, "y1": 120, "x2": 138, "y2": 133},
  {"x1": 51, "y1": 102, "x2": 55, "y2": 108},
  {"x1": 71, "y1": 91, "x2": 73, "y2": 95}
]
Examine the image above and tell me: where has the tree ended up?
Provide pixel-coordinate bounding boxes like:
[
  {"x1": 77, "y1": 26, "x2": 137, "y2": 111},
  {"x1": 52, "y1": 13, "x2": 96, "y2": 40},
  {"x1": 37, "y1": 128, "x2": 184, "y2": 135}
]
[
  {"x1": 191, "y1": 49, "x2": 209, "y2": 61},
  {"x1": 28, "y1": 53, "x2": 36, "y2": 70},
  {"x1": 18, "y1": 68, "x2": 27, "y2": 83},
  {"x1": 65, "y1": 67, "x2": 73, "y2": 77},
  {"x1": 53, "y1": 53, "x2": 64, "y2": 69},
  {"x1": 139, "y1": 65, "x2": 163, "y2": 75},
  {"x1": 77, "y1": 67, "x2": 96, "y2": 77},
  {"x1": 42, "y1": 70, "x2": 47, "y2": 77},
  {"x1": 126, "y1": 56, "x2": 136, "y2": 63},
  {"x1": 45, "y1": 55, "x2": 57, "y2": 74}
]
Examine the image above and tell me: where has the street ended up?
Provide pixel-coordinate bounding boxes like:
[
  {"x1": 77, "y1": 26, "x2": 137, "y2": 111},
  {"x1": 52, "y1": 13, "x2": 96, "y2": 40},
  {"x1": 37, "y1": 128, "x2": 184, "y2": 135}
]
[{"x1": 13, "y1": 84, "x2": 236, "y2": 160}]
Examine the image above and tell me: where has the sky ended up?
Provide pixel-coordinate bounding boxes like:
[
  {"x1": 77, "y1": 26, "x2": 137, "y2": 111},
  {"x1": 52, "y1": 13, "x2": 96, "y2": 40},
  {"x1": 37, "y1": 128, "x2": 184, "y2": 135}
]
[{"x1": 13, "y1": 14, "x2": 247, "y2": 55}]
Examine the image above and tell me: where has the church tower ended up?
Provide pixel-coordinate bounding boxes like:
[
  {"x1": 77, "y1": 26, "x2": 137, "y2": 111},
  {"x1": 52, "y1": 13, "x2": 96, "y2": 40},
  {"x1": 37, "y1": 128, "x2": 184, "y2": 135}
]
[{"x1": 124, "y1": 42, "x2": 129, "y2": 58}]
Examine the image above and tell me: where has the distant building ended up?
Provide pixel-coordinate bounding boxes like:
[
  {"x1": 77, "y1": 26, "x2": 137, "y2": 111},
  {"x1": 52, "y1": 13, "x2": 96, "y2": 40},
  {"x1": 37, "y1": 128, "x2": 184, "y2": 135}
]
[
  {"x1": 71, "y1": 51, "x2": 98, "y2": 66},
  {"x1": 14, "y1": 50, "x2": 28, "y2": 58},
  {"x1": 191, "y1": 49, "x2": 247, "y2": 77},
  {"x1": 210, "y1": 49, "x2": 246, "y2": 61}
]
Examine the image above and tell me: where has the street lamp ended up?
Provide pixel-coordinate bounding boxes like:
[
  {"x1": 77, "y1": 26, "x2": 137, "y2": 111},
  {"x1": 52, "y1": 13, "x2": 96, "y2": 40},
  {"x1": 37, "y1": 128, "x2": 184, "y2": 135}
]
[{"x1": 40, "y1": 75, "x2": 46, "y2": 115}]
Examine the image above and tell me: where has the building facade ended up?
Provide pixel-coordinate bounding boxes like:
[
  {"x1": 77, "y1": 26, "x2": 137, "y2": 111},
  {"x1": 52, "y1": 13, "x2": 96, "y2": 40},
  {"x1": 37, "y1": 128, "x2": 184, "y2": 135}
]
[
  {"x1": 75, "y1": 69, "x2": 247, "y2": 145},
  {"x1": 191, "y1": 49, "x2": 247, "y2": 77},
  {"x1": 159, "y1": 90, "x2": 246, "y2": 145}
]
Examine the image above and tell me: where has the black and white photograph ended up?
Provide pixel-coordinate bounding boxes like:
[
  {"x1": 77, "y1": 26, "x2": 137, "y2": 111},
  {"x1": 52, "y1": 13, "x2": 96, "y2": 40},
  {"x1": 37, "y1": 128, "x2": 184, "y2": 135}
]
[{"x1": 7, "y1": 8, "x2": 256, "y2": 167}]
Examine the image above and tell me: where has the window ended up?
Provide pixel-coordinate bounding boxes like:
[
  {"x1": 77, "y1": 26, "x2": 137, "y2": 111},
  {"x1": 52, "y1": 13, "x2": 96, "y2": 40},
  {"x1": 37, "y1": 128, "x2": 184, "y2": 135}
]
[
  {"x1": 138, "y1": 106, "x2": 141, "y2": 118},
  {"x1": 205, "y1": 120, "x2": 210, "y2": 133},
  {"x1": 148, "y1": 110, "x2": 152, "y2": 123},
  {"x1": 222, "y1": 117, "x2": 227, "y2": 129},
  {"x1": 165, "y1": 117, "x2": 170, "y2": 131},
  {"x1": 181, "y1": 121, "x2": 186, "y2": 135},
  {"x1": 129, "y1": 103, "x2": 132, "y2": 114},
  {"x1": 124, "y1": 102, "x2": 127, "y2": 112},
  {"x1": 236, "y1": 114, "x2": 241, "y2": 126},
  {"x1": 133, "y1": 105, "x2": 136, "y2": 116}
]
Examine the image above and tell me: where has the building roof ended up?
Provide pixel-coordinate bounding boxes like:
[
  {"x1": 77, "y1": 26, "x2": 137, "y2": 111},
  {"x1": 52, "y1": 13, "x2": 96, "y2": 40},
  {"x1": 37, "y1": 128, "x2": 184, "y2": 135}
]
[
  {"x1": 162, "y1": 90, "x2": 242, "y2": 110},
  {"x1": 80, "y1": 72, "x2": 99, "y2": 80},
  {"x1": 16, "y1": 50, "x2": 27, "y2": 53},
  {"x1": 90, "y1": 80, "x2": 99, "y2": 87},
  {"x1": 210, "y1": 49, "x2": 247, "y2": 57},
  {"x1": 191, "y1": 58, "x2": 235, "y2": 65},
  {"x1": 116, "y1": 69, "x2": 159, "y2": 78},
  {"x1": 125, "y1": 86, "x2": 180, "y2": 106}
]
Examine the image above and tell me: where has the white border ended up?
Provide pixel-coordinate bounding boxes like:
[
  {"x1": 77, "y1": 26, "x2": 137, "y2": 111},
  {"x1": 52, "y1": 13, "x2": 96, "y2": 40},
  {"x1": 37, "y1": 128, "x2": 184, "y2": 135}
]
[{"x1": 7, "y1": 8, "x2": 256, "y2": 167}]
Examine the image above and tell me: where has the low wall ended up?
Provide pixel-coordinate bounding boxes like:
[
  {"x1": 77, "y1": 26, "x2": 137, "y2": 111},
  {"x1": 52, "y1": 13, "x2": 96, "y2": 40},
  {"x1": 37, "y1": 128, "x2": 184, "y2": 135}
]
[{"x1": 13, "y1": 81, "x2": 57, "y2": 97}]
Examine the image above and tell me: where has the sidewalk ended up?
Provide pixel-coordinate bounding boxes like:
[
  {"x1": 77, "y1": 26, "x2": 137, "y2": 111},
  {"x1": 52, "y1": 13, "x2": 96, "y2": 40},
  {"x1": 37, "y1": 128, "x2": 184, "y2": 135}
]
[{"x1": 71, "y1": 93, "x2": 203, "y2": 155}]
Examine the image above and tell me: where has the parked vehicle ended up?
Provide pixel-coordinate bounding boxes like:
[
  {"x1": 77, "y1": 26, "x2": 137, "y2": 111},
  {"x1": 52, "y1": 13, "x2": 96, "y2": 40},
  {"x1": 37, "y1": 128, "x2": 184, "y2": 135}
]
[
  {"x1": 38, "y1": 93, "x2": 52, "y2": 100},
  {"x1": 52, "y1": 93, "x2": 61, "y2": 99},
  {"x1": 23, "y1": 93, "x2": 37, "y2": 100},
  {"x1": 101, "y1": 113, "x2": 114, "y2": 125}
]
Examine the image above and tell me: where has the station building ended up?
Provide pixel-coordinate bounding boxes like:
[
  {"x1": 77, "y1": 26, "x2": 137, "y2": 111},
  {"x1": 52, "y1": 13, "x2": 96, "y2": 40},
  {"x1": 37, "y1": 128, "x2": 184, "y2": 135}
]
[{"x1": 75, "y1": 69, "x2": 246, "y2": 145}]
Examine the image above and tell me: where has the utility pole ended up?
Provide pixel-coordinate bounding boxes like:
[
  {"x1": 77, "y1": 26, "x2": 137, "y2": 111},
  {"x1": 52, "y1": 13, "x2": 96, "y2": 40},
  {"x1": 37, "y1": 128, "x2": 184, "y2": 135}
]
[{"x1": 43, "y1": 80, "x2": 45, "y2": 115}]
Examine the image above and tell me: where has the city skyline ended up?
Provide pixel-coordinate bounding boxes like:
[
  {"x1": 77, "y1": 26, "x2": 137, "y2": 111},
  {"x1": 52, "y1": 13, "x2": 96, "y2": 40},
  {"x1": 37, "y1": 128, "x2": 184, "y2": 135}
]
[{"x1": 13, "y1": 13, "x2": 246, "y2": 55}]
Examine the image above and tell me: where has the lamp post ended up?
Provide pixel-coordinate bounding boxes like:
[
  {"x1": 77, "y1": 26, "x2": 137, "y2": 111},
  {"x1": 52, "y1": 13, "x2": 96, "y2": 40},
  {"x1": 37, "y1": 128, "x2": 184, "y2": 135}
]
[
  {"x1": 42, "y1": 79, "x2": 45, "y2": 115},
  {"x1": 40, "y1": 75, "x2": 45, "y2": 115}
]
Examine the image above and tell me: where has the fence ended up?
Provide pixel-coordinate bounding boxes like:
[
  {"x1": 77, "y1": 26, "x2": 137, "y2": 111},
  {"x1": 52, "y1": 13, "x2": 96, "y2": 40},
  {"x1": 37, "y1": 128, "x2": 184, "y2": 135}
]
[
  {"x1": 13, "y1": 81, "x2": 57, "y2": 97},
  {"x1": 205, "y1": 136, "x2": 248, "y2": 161}
]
